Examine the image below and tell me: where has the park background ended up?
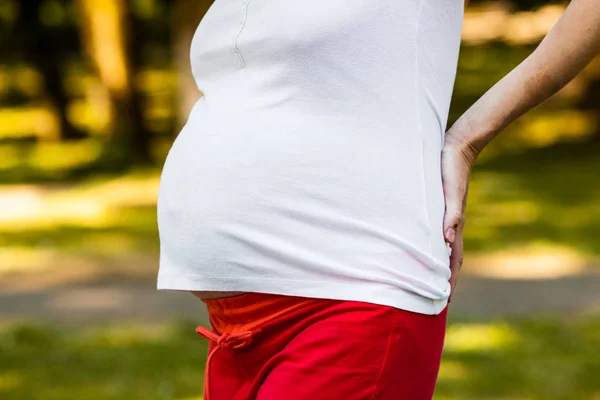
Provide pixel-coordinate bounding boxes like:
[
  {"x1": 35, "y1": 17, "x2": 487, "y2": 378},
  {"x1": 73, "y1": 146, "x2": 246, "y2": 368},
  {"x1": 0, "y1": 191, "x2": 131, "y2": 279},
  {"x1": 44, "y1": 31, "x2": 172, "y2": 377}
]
[{"x1": 0, "y1": 0, "x2": 599, "y2": 399}]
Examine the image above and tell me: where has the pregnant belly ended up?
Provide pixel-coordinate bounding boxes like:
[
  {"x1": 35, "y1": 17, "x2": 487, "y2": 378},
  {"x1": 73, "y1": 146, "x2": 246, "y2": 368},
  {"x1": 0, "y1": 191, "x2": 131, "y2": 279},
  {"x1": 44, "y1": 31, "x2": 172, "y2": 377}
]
[
  {"x1": 156, "y1": 105, "x2": 444, "y2": 280},
  {"x1": 159, "y1": 126, "x2": 427, "y2": 244}
]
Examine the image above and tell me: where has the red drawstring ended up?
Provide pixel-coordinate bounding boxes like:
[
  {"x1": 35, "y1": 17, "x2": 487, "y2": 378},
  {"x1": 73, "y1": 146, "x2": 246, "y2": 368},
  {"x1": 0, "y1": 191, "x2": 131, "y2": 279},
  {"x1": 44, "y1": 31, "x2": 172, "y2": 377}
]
[{"x1": 196, "y1": 325, "x2": 261, "y2": 400}]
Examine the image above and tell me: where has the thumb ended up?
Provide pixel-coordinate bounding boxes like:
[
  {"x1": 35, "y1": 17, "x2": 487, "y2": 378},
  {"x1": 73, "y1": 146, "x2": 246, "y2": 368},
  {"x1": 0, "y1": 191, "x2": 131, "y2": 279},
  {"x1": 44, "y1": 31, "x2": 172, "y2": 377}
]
[
  {"x1": 442, "y1": 183, "x2": 465, "y2": 244},
  {"x1": 443, "y1": 206, "x2": 461, "y2": 244},
  {"x1": 441, "y1": 137, "x2": 473, "y2": 244}
]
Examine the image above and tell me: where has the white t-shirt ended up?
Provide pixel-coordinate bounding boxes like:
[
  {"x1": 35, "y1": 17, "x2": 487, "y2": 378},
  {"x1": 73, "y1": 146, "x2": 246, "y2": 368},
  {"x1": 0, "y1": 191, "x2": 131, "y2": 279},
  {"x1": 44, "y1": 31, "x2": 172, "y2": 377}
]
[{"x1": 157, "y1": 0, "x2": 465, "y2": 315}]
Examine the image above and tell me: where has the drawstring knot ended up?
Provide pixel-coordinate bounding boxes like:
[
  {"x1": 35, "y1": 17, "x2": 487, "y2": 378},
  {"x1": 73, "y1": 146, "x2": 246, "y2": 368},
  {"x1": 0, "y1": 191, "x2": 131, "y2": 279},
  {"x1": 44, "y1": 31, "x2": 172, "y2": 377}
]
[
  {"x1": 214, "y1": 330, "x2": 255, "y2": 349},
  {"x1": 196, "y1": 325, "x2": 261, "y2": 400}
]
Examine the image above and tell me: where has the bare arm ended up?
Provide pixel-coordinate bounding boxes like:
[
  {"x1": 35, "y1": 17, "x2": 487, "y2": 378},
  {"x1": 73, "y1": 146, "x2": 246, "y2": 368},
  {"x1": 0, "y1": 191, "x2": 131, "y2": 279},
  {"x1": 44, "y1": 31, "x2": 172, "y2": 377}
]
[
  {"x1": 447, "y1": 0, "x2": 600, "y2": 153},
  {"x1": 442, "y1": 0, "x2": 600, "y2": 303}
]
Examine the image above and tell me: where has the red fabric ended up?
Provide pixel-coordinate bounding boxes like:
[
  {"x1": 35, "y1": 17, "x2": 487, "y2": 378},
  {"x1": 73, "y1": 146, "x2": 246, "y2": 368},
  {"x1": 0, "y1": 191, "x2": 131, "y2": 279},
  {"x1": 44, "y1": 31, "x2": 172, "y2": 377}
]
[{"x1": 197, "y1": 292, "x2": 448, "y2": 400}]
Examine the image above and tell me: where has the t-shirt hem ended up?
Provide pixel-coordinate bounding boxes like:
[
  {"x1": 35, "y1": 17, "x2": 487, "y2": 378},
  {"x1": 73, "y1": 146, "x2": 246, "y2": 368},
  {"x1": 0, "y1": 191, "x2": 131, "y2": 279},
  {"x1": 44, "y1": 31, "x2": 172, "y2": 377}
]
[{"x1": 157, "y1": 271, "x2": 448, "y2": 315}]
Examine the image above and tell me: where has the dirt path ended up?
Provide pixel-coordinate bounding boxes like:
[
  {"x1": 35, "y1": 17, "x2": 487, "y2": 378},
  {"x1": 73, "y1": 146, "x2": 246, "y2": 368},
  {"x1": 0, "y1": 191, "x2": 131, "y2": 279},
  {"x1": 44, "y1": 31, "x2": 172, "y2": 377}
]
[{"x1": 1, "y1": 258, "x2": 599, "y2": 326}]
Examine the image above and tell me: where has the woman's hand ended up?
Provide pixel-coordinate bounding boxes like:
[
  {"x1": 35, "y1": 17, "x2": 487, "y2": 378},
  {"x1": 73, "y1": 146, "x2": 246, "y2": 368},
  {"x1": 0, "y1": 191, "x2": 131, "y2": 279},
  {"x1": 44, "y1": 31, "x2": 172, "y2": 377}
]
[
  {"x1": 438, "y1": 0, "x2": 600, "y2": 304},
  {"x1": 441, "y1": 129, "x2": 480, "y2": 303}
]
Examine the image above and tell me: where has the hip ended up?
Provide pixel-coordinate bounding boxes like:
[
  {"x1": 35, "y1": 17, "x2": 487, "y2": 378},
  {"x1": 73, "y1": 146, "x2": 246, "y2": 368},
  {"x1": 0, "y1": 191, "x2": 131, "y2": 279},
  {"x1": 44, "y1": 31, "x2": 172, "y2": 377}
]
[{"x1": 197, "y1": 291, "x2": 448, "y2": 400}]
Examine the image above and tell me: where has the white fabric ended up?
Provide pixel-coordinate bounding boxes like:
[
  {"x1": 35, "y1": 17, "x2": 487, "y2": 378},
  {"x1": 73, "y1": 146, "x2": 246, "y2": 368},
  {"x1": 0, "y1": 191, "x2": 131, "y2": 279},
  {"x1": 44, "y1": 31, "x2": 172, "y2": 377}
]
[{"x1": 157, "y1": 0, "x2": 465, "y2": 315}]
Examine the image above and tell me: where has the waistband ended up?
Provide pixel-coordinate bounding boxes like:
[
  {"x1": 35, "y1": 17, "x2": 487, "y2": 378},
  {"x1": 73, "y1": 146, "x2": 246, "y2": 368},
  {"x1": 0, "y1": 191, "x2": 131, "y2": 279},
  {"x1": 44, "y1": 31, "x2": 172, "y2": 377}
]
[{"x1": 202, "y1": 292, "x2": 322, "y2": 333}]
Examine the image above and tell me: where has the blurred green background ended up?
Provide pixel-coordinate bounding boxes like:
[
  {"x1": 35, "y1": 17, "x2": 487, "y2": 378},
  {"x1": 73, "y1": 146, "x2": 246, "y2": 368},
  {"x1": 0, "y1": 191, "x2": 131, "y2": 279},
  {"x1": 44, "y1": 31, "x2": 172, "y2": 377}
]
[{"x1": 0, "y1": 0, "x2": 599, "y2": 399}]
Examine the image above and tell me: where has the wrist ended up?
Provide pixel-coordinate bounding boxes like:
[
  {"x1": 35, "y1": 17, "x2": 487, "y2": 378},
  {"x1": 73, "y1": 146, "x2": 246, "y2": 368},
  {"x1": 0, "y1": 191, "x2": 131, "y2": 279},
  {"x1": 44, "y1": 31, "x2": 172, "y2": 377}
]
[
  {"x1": 445, "y1": 96, "x2": 504, "y2": 155},
  {"x1": 443, "y1": 115, "x2": 489, "y2": 166}
]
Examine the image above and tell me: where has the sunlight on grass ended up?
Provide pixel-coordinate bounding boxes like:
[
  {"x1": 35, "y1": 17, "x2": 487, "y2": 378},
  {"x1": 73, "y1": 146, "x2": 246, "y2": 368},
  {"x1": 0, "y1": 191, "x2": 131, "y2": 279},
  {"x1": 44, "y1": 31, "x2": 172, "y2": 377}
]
[
  {"x1": 444, "y1": 323, "x2": 520, "y2": 353},
  {"x1": 0, "y1": 247, "x2": 59, "y2": 274},
  {"x1": 0, "y1": 227, "x2": 158, "y2": 275},
  {"x1": 0, "y1": 187, "x2": 112, "y2": 229},
  {"x1": 0, "y1": 171, "x2": 161, "y2": 269},
  {"x1": 0, "y1": 230, "x2": 153, "y2": 275},
  {"x1": 0, "y1": 172, "x2": 159, "y2": 231},
  {"x1": 463, "y1": 244, "x2": 590, "y2": 279},
  {"x1": 62, "y1": 171, "x2": 160, "y2": 207}
]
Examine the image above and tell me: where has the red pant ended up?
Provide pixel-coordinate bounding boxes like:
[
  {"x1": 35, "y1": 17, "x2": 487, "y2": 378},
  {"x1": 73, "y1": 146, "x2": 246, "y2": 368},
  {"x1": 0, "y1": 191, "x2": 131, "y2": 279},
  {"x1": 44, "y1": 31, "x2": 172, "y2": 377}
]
[{"x1": 197, "y1": 292, "x2": 448, "y2": 400}]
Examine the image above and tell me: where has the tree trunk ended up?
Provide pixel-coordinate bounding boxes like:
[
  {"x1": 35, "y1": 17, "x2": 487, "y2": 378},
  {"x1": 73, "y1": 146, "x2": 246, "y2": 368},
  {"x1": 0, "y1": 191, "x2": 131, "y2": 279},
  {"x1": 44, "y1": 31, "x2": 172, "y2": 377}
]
[
  {"x1": 172, "y1": 0, "x2": 212, "y2": 130},
  {"x1": 124, "y1": 7, "x2": 154, "y2": 165},
  {"x1": 16, "y1": 0, "x2": 85, "y2": 140},
  {"x1": 76, "y1": 0, "x2": 153, "y2": 165}
]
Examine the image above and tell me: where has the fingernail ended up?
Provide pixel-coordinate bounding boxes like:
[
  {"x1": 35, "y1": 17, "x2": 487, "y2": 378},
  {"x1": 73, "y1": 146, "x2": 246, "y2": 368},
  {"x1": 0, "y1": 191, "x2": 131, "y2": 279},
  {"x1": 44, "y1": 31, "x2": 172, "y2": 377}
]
[{"x1": 446, "y1": 228, "x2": 456, "y2": 243}]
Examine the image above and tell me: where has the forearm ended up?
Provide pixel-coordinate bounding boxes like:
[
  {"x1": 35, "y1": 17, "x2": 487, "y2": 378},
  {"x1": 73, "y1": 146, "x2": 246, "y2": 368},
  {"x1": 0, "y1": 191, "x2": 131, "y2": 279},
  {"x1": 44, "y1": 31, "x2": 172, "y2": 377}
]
[{"x1": 447, "y1": 0, "x2": 600, "y2": 154}]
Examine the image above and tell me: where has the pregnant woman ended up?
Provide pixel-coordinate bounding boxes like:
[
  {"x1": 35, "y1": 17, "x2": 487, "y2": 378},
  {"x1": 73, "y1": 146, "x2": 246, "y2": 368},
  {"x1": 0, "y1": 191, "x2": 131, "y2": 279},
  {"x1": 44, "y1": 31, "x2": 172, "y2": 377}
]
[{"x1": 156, "y1": 1, "x2": 600, "y2": 399}]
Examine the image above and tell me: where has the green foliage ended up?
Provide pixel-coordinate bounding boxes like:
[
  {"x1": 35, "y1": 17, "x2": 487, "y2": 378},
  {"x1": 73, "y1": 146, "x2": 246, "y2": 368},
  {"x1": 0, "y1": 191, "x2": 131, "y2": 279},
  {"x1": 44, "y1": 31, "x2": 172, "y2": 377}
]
[
  {"x1": 464, "y1": 141, "x2": 600, "y2": 257},
  {"x1": 0, "y1": 321, "x2": 207, "y2": 400},
  {"x1": 0, "y1": 315, "x2": 597, "y2": 399},
  {"x1": 437, "y1": 314, "x2": 600, "y2": 399}
]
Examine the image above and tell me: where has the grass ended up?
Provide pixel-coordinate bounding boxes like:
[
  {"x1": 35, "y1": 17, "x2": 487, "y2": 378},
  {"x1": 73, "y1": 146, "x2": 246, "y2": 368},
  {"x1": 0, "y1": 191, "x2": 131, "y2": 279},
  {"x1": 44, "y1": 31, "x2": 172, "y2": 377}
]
[
  {"x1": 0, "y1": 315, "x2": 598, "y2": 400},
  {"x1": 438, "y1": 314, "x2": 600, "y2": 399},
  {"x1": 0, "y1": 321, "x2": 207, "y2": 400},
  {"x1": 465, "y1": 140, "x2": 600, "y2": 258},
  {"x1": 2, "y1": 135, "x2": 600, "y2": 278}
]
